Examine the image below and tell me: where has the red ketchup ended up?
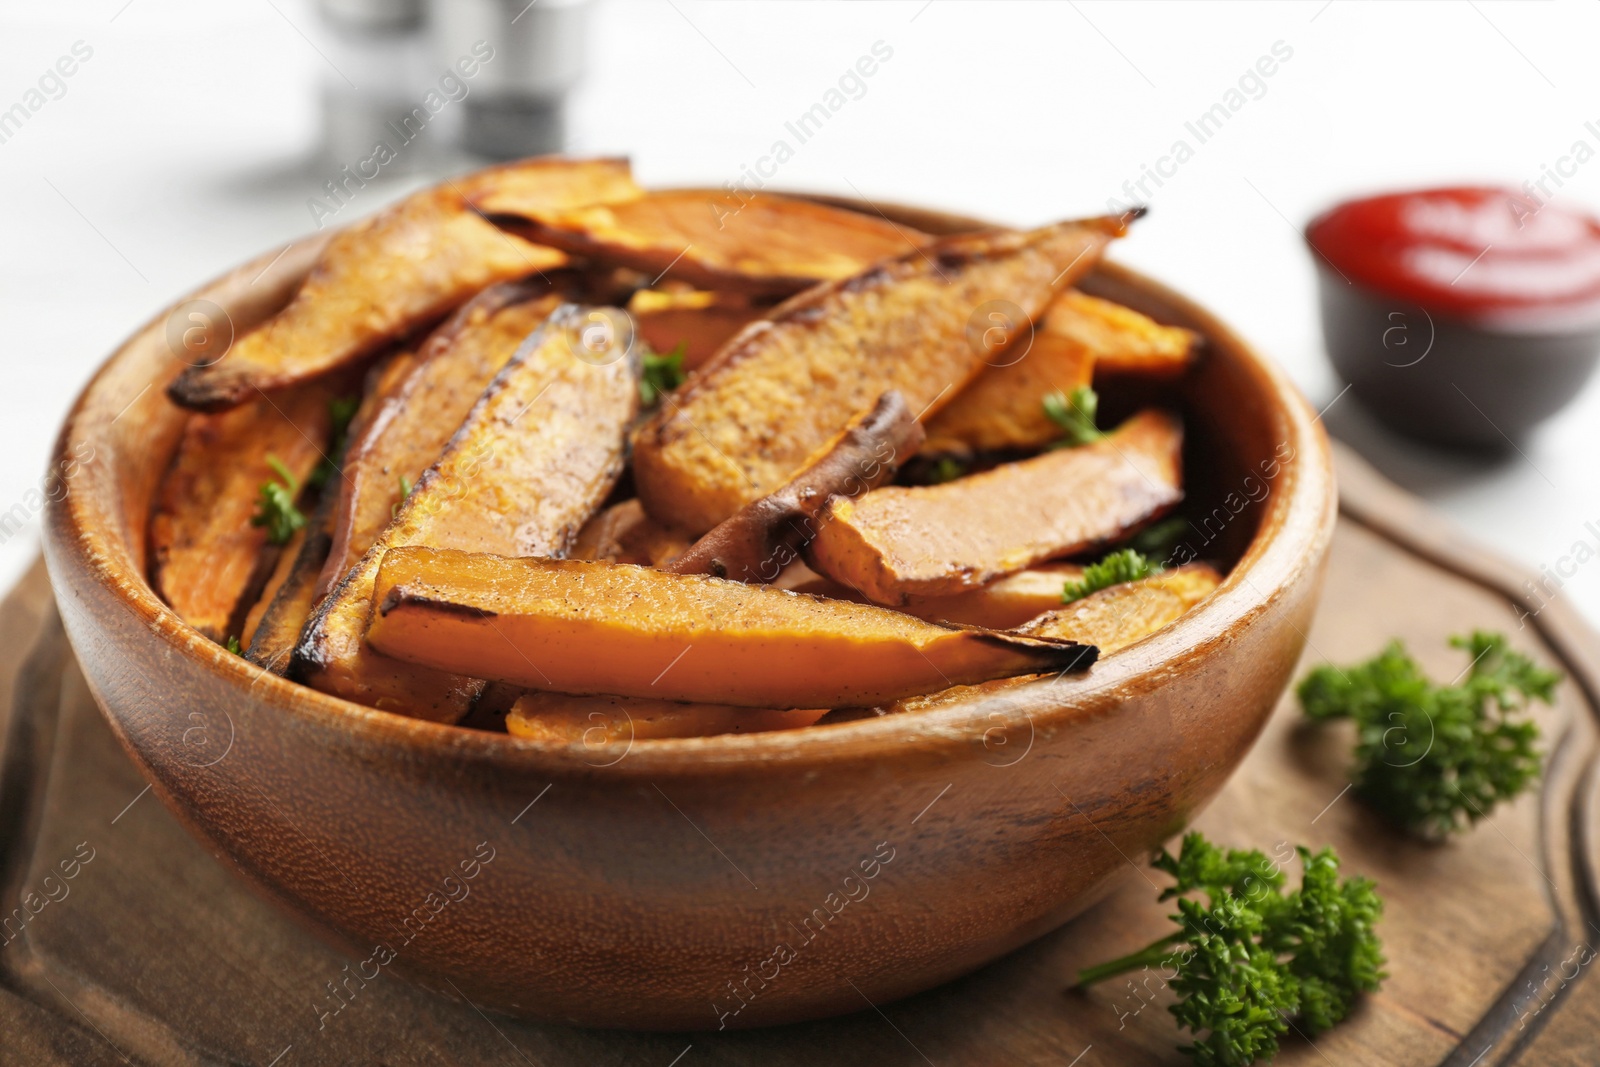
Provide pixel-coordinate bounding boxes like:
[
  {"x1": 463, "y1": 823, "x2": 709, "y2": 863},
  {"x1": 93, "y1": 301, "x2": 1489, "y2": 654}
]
[{"x1": 1307, "y1": 187, "x2": 1600, "y2": 332}]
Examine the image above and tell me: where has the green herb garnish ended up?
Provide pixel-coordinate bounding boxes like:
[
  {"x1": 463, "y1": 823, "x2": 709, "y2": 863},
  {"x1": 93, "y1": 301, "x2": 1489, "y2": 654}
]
[
  {"x1": 226, "y1": 635, "x2": 242, "y2": 655},
  {"x1": 1298, "y1": 631, "x2": 1559, "y2": 839},
  {"x1": 392, "y1": 474, "x2": 413, "y2": 519},
  {"x1": 1043, "y1": 385, "x2": 1103, "y2": 447},
  {"x1": 1077, "y1": 832, "x2": 1385, "y2": 1067},
  {"x1": 640, "y1": 343, "x2": 688, "y2": 406},
  {"x1": 926, "y1": 456, "x2": 968, "y2": 484},
  {"x1": 307, "y1": 394, "x2": 361, "y2": 490},
  {"x1": 251, "y1": 454, "x2": 305, "y2": 546},
  {"x1": 1061, "y1": 548, "x2": 1162, "y2": 604}
]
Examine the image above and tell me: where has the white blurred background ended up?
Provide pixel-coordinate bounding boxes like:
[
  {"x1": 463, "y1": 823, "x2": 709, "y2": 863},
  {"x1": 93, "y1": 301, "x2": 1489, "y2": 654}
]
[{"x1": 4, "y1": 0, "x2": 1600, "y2": 619}]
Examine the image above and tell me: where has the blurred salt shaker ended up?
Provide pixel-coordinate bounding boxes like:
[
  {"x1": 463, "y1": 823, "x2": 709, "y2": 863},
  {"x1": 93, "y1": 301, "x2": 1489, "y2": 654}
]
[{"x1": 431, "y1": 0, "x2": 590, "y2": 159}]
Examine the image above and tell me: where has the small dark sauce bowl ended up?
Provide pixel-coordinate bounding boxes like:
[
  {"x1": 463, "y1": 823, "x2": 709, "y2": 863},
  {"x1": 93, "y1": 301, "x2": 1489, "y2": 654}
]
[{"x1": 1313, "y1": 265, "x2": 1600, "y2": 448}]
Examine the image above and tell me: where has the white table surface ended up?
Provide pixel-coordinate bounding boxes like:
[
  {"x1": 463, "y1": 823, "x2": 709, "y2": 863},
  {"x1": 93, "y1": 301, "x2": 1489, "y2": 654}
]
[{"x1": 4, "y1": 0, "x2": 1599, "y2": 628}]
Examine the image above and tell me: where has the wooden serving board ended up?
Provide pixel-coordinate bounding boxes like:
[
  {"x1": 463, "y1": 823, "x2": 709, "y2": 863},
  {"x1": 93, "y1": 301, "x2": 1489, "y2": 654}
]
[{"x1": 1, "y1": 442, "x2": 1598, "y2": 1067}]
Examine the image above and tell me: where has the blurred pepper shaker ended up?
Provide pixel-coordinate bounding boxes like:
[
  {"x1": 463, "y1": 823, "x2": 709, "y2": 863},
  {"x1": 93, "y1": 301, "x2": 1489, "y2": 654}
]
[
  {"x1": 431, "y1": 0, "x2": 589, "y2": 160},
  {"x1": 315, "y1": 0, "x2": 437, "y2": 176}
]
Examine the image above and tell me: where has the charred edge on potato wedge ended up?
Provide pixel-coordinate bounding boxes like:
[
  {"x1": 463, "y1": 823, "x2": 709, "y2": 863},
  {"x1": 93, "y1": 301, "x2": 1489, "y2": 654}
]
[
  {"x1": 884, "y1": 564, "x2": 1223, "y2": 717},
  {"x1": 363, "y1": 548, "x2": 1098, "y2": 709},
  {"x1": 631, "y1": 214, "x2": 1136, "y2": 535},
  {"x1": 315, "y1": 276, "x2": 574, "y2": 600},
  {"x1": 667, "y1": 390, "x2": 924, "y2": 583},
  {"x1": 290, "y1": 304, "x2": 640, "y2": 722}
]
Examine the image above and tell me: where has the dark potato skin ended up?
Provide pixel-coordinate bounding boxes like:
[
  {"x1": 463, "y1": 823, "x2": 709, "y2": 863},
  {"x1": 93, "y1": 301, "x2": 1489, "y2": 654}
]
[{"x1": 667, "y1": 391, "x2": 924, "y2": 583}]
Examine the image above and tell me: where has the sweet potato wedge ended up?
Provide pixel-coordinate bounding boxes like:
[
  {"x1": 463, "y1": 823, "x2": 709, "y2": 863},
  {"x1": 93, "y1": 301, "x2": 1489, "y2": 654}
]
[
  {"x1": 923, "y1": 290, "x2": 1198, "y2": 454},
  {"x1": 167, "y1": 185, "x2": 562, "y2": 411},
  {"x1": 632, "y1": 215, "x2": 1134, "y2": 534},
  {"x1": 1018, "y1": 563, "x2": 1221, "y2": 652},
  {"x1": 315, "y1": 279, "x2": 570, "y2": 600},
  {"x1": 150, "y1": 384, "x2": 336, "y2": 641},
  {"x1": 570, "y1": 499, "x2": 696, "y2": 567},
  {"x1": 884, "y1": 565, "x2": 1221, "y2": 717},
  {"x1": 806, "y1": 409, "x2": 1183, "y2": 603},
  {"x1": 628, "y1": 289, "x2": 767, "y2": 370},
  {"x1": 1065, "y1": 290, "x2": 1199, "y2": 377},
  {"x1": 494, "y1": 190, "x2": 929, "y2": 298},
  {"x1": 238, "y1": 525, "x2": 303, "y2": 650},
  {"x1": 292, "y1": 305, "x2": 640, "y2": 721},
  {"x1": 778, "y1": 562, "x2": 1086, "y2": 629},
  {"x1": 243, "y1": 496, "x2": 335, "y2": 675},
  {"x1": 363, "y1": 548, "x2": 1098, "y2": 708},
  {"x1": 506, "y1": 692, "x2": 827, "y2": 744},
  {"x1": 459, "y1": 156, "x2": 642, "y2": 218},
  {"x1": 667, "y1": 391, "x2": 923, "y2": 583}
]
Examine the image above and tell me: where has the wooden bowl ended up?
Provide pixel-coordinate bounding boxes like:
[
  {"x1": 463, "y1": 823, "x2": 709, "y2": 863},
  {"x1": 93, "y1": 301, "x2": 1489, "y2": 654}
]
[{"x1": 41, "y1": 196, "x2": 1335, "y2": 1030}]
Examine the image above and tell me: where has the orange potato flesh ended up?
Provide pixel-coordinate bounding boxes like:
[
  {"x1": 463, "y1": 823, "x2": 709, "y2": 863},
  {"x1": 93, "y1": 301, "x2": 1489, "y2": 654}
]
[
  {"x1": 628, "y1": 290, "x2": 768, "y2": 371},
  {"x1": 1064, "y1": 290, "x2": 1199, "y2": 377},
  {"x1": 167, "y1": 184, "x2": 563, "y2": 411},
  {"x1": 807, "y1": 409, "x2": 1183, "y2": 603},
  {"x1": 506, "y1": 692, "x2": 827, "y2": 744},
  {"x1": 886, "y1": 564, "x2": 1222, "y2": 717},
  {"x1": 570, "y1": 499, "x2": 696, "y2": 567},
  {"x1": 1018, "y1": 563, "x2": 1222, "y2": 651},
  {"x1": 316, "y1": 280, "x2": 567, "y2": 600},
  {"x1": 631, "y1": 216, "x2": 1133, "y2": 535},
  {"x1": 923, "y1": 289, "x2": 1197, "y2": 455},
  {"x1": 150, "y1": 384, "x2": 335, "y2": 641},
  {"x1": 364, "y1": 549, "x2": 1098, "y2": 708},
  {"x1": 781, "y1": 563, "x2": 1086, "y2": 629},
  {"x1": 666, "y1": 391, "x2": 923, "y2": 583},
  {"x1": 292, "y1": 307, "x2": 639, "y2": 721},
  {"x1": 497, "y1": 190, "x2": 929, "y2": 297},
  {"x1": 460, "y1": 156, "x2": 642, "y2": 217}
]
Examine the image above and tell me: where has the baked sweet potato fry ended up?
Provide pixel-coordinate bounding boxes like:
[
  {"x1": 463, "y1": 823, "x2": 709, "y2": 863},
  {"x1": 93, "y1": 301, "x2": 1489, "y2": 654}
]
[
  {"x1": 570, "y1": 499, "x2": 696, "y2": 567},
  {"x1": 778, "y1": 562, "x2": 1087, "y2": 629},
  {"x1": 632, "y1": 215, "x2": 1135, "y2": 534},
  {"x1": 1017, "y1": 563, "x2": 1221, "y2": 652},
  {"x1": 459, "y1": 156, "x2": 641, "y2": 217},
  {"x1": 506, "y1": 692, "x2": 827, "y2": 743},
  {"x1": 292, "y1": 305, "x2": 640, "y2": 721},
  {"x1": 150, "y1": 384, "x2": 336, "y2": 641},
  {"x1": 495, "y1": 190, "x2": 928, "y2": 298},
  {"x1": 363, "y1": 549, "x2": 1097, "y2": 708},
  {"x1": 315, "y1": 279, "x2": 569, "y2": 599},
  {"x1": 239, "y1": 525, "x2": 304, "y2": 650},
  {"x1": 628, "y1": 289, "x2": 767, "y2": 370},
  {"x1": 243, "y1": 495, "x2": 335, "y2": 675},
  {"x1": 667, "y1": 391, "x2": 923, "y2": 583},
  {"x1": 885, "y1": 564, "x2": 1222, "y2": 718},
  {"x1": 167, "y1": 185, "x2": 562, "y2": 411},
  {"x1": 923, "y1": 290, "x2": 1198, "y2": 454},
  {"x1": 807, "y1": 409, "x2": 1183, "y2": 603}
]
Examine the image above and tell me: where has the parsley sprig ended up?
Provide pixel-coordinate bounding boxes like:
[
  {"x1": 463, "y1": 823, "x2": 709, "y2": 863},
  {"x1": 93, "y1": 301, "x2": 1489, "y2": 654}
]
[
  {"x1": 1298, "y1": 631, "x2": 1559, "y2": 839},
  {"x1": 1077, "y1": 832, "x2": 1385, "y2": 1067},
  {"x1": 1043, "y1": 385, "x2": 1104, "y2": 447},
  {"x1": 1061, "y1": 548, "x2": 1163, "y2": 604},
  {"x1": 640, "y1": 343, "x2": 688, "y2": 406},
  {"x1": 251, "y1": 455, "x2": 306, "y2": 546}
]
